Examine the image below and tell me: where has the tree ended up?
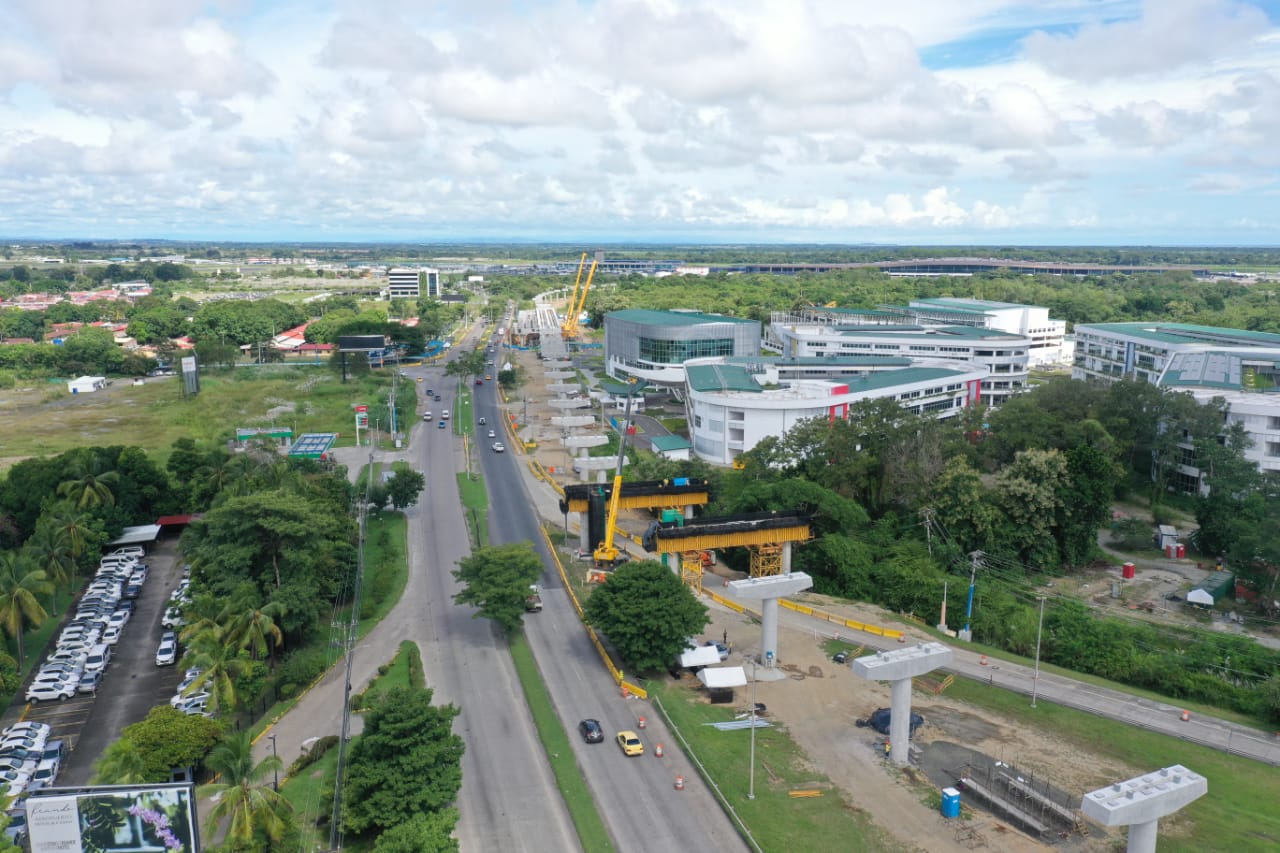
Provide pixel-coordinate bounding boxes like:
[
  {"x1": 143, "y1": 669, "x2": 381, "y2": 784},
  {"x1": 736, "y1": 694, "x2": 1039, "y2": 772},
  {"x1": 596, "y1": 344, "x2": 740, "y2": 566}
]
[
  {"x1": 225, "y1": 602, "x2": 286, "y2": 665},
  {"x1": 371, "y1": 809, "x2": 460, "y2": 853},
  {"x1": 56, "y1": 455, "x2": 120, "y2": 510},
  {"x1": 385, "y1": 469, "x2": 425, "y2": 510},
  {"x1": 197, "y1": 732, "x2": 293, "y2": 852},
  {"x1": 583, "y1": 560, "x2": 709, "y2": 672},
  {"x1": 91, "y1": 738, "x2": 149, "y2": 785},
  {"x1": 119, "y1": 706, "x2": 223, "y2": 781},
  {"x1": 452, "y1": 543, "x2": 544, "y2": 632},
  {"x1": 342, "y1": 686, "x2": 464, "y2": 836},
  {"x1": 992, "y1": 449, "x2": 1069, "y2": 570},
  {"x1": 22, "y1": 525, "x2": 75, "y2": 593},
  {"x1": 0, "y1": 552, "x2": 50, "y2": 668}
]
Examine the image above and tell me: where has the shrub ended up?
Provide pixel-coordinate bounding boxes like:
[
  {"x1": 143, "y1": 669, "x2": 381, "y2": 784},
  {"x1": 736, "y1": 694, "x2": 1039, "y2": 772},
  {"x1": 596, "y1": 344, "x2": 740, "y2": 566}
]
[{"x1": 287, "y1": 735, "x2": 339, "y2": 776}]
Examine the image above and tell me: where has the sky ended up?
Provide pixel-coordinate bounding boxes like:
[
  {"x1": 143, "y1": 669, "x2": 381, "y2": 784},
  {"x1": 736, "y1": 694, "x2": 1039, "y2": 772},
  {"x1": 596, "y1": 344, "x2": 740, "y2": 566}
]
[{"x1": 1, "y1": 0, "x2": 1278, "y2": 245}]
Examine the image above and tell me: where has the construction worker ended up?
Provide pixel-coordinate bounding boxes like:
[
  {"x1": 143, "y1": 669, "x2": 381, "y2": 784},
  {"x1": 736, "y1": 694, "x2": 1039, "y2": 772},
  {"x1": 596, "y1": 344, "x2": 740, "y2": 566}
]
[{"x1": 884, "y1": 740, "x2": 891, "y2": 757}]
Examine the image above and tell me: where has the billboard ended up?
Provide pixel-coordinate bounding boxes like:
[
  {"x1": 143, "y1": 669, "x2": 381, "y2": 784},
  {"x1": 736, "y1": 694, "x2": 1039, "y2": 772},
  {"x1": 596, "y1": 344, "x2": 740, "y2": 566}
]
[
  {"x1": 337, "y1": 335, "x2": 386, "y2": 352},
  {"x1": 27, "y1": 784, "x2": 199, "y2": 853}
]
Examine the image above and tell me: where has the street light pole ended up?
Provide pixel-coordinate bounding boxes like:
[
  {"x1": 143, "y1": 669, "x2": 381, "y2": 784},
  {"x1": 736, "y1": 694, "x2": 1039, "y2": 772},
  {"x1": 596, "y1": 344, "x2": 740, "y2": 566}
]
[
  {"x1": 1031, "y1": 596, "x2": 1046, "y2": 709},
  {"x1": 268, "y1": 734, "x2": 279, "y2": 791},
  {"x1": 748, "y1": 659, "x2": 757, "y2": 800}
]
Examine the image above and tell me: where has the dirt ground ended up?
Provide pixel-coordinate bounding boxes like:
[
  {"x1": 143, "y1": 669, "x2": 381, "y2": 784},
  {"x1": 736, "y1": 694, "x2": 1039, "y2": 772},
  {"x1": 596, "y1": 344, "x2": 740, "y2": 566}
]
[{"x1": 505, "y1": 346, "x2": 1136, "y2": 853}]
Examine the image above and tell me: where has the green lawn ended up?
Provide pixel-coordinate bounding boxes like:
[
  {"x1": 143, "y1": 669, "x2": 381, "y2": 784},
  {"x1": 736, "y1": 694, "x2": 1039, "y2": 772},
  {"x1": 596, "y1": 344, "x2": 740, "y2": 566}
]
[
  {"x1": 354, "y1": 641, "x2": 423, "y2": 711},
  {"x1": 358, "y1": 513, "x2": 409, "y2": 627},
  {"x1": 943, "y1": 678, "x2": 1280, "y2": 853},
  {"x1": 0, "y1": 366, "x2": 398, "y2": 470},
  {"x1": 456, "y1": 472, "x2": 488, "y2": 547},
  {"x1": 651, "y1": 681, "x2": 902, "y2": 852}
]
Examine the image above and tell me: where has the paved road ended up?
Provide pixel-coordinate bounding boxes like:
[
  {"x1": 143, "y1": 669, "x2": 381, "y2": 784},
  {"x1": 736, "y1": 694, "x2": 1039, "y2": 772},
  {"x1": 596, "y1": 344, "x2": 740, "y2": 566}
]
[
  {"x1": 258, "y1": 336, "x2": 579, "y2": 851},
  {"x1": 475, "y1": 379, "x2": 746, "y2": 853}
]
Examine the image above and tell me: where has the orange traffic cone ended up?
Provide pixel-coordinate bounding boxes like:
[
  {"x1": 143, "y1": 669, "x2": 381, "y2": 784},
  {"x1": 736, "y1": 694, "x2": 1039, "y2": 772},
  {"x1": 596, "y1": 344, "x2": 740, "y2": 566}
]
[
  {"x1": 655, "y1": 743, "x2": 664, "y2": 758},
  {"x1": 1181, "y1": 710, "x2": 1190, "y2": 722},
  {"x1": 980, "y1": 655, "x2": 988, "y2": 666},
  {"x1": 638, "y1": 716, "x2": 646, "y2": 729},
  {"x1": 675, "y1": 775, "x2": 685, "y2": 790}
]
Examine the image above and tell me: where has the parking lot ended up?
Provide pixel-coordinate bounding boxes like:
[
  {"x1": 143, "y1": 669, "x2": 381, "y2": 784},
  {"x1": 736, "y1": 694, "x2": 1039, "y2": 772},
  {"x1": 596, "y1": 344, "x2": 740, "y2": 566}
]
[{"x1": 8, "y1": 536, "x2": 187, "y2": 787}]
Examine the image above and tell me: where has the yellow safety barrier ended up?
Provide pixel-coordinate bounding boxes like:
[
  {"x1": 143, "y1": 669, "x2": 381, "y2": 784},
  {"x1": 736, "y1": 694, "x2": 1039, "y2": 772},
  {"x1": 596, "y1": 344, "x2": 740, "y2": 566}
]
[
  {"x1": 789, "y1": 790, "x2": 824, "y2": 798},
  {"x1": 539, "y1": 524, "x2": 645, "y2": 699},
  {"x1": 779, "y1": 598, "x2": 904, "y2": 640}
]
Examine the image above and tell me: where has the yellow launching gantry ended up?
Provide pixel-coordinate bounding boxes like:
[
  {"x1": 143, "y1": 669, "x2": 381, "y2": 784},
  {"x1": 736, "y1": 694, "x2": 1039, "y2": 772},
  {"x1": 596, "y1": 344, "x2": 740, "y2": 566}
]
[
  {"x1": 561, "y1": 253, "x2": 598, "y2": 340},
  {"x1": 642, "y1": 511, "x2": 812, "y2": 594}
]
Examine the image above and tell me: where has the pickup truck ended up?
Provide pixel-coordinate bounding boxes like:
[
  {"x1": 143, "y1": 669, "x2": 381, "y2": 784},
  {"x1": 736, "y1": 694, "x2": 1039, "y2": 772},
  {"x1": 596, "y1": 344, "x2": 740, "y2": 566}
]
[{"x1": 525, "y1": 585, "x2": 543, "y2": 612}]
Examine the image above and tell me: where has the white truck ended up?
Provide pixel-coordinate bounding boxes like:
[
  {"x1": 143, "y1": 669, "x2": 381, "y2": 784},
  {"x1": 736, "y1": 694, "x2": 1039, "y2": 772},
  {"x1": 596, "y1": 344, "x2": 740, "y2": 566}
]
[{"x1": 525, "y1": 584, "x2": 543, "y2": 612}]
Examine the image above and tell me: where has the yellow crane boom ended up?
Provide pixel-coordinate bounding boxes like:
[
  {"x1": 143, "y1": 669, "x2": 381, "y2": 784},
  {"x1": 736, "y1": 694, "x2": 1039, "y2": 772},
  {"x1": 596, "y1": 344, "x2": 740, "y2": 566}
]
[
  {"x1": 564, "y1": 258, "x2": 598, "y2": 339},
  {"x1": 593, "y1": 381, "x2": 638, "y2": 567},
  {"x1": 561, "y1": 253, "x2": 588, "y2": 337}
]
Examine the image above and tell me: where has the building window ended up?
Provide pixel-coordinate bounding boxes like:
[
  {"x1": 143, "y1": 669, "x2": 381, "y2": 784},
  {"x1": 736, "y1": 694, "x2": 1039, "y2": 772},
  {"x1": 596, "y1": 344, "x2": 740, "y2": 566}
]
[
  {"x1": 639, "y1": 336, "x2": 734, "y2": 364},
  {"x1": 1267, "y1": 442, "x2": 1280, "y2": 458},
  {"x1": 1269, "y1": 416, "x2": 1280, "y2": 431}
]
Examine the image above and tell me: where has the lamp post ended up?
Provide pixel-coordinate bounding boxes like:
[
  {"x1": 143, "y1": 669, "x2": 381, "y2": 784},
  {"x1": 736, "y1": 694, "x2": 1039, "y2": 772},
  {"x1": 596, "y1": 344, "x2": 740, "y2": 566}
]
[
  {"x1": 268, "y1": 734, "x2": 279, "y2": 791},
  {"x1": 1031, "y1": 596, "x2": 1046, "y2": 709},
  {"x1": 748, "y1": 658, "x2": 757, "y2": 800}
]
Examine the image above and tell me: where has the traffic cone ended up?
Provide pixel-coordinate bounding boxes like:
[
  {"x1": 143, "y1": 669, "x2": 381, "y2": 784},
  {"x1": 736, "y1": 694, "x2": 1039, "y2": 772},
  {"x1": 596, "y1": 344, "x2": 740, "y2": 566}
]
[
  {"x1": 621, "y1": 685, "x2": 630, "y2": 699},
  {"x1": 675, "y1": 775, "x2": 685, "y2": 790},
  {"x1": 655, "y1": 743, "x2": 664, "y2": 758},
  {"x1": 980, "y1": 655, "x2": 988, "y2": 666},
  {"x1": 638, "y1": 716, "x2": 646, "y2": 729},
  {"x1": 1181, "y1": 710, "x2": 1190, "y2": 722}
]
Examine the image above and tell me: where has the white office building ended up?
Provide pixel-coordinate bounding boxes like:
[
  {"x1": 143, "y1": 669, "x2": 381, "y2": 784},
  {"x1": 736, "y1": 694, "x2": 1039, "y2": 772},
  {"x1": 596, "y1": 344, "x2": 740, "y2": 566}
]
[
  {"x1": 386, "y1": 267, "x2": 440, "y2": 300},
  {"x1": 767, "y1": 320, "x2": 1029, "y2": 407},
  {"x1": 683, "y1": 356, "x2": 987, "y2": 466},
  {"x1": 770, "y1": 299, "x2": 1071, "y2": 368},
  {"x1": 1074, "y1": 322, "x2": 1280, "y2": 476}
]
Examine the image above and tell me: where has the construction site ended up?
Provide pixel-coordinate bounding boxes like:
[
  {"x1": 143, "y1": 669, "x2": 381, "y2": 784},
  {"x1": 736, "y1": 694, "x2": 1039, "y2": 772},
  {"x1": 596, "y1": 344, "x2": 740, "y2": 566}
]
[{"x1": 484, "y1": 281, "x2": 1229, "y2": 853}]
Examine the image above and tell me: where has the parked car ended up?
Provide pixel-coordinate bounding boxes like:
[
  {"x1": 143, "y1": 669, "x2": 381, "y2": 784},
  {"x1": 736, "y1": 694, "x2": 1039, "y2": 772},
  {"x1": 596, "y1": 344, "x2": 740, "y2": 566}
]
[
  {"x1": 171, "y1": 690, "x2": 210, "y2": 710},
  {"x1": 0, "y1": 758, "x2": 35, "y2": 777},
  {"x1": 2, "y1": 723, "x2": 49, "y2": 741},
  {"x1": 101, "y1": 624, "x2": 123, "y2": 645},
  {"x1": 176, "y1": 667, "x2": 203, "y2": 695},
  {"x1": 162, "y1": 607, "x2": 184, "y2": 629},
  {"x1": 24, "y1": 681, "x2": 75, "y2": 703},
  {"x1": 78, "y1": 669, "x2": 104, "y2": 695},
  {"x1": 705, "y1": 640, "x2": 730, "y2": 661},
  {"x1": 578, "y1": 719, "x2": 604, "y2": 743},
  {"x1": 124, "y1": 583, "x2": 143, "y2": 600},
  {"x1": 155, "y1": 632, "x2": 178, "y2": 666},
  {"x1": 28, "y1": 758, "x2": 59, "y2": 790},
  {"x1": 107, "y1": 609, "x2": 130, "y2": 630},
  {"x1": 615, "y1": 730, "x2": 644, "y2": 756},
  {"x1": 4, "y1": 805, "x2": 27, "y2": 846},
  {"x1": 175, "y1": 695, "x2": 210, "y2": 717}
]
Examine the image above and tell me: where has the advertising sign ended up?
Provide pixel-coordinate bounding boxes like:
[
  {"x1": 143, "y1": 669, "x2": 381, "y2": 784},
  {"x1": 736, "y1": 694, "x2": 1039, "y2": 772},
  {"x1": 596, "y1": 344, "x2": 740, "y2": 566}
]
[
  {"x1": 28, "y1": 784, "x2": 199, "y2": 853},
  {"x1": 355, "y1": 404, "x2": 369, "y2": 429}
]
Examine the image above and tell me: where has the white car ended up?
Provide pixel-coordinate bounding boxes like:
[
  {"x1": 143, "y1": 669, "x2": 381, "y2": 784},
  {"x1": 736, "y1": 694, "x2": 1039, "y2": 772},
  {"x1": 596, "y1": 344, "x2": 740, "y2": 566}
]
[
  {"x1": 107, "y1": 610, "x2": 130, "y2": 630},
  {"x1": 492, "y1": 442, "x2": 506, "y2": 453},
  {"x1": 170, "y1": 689, "x2": 210, "y2": 709},
  {"x1": 101, "y1": 624, "x2": 123, "y2": 645},
  {"x1": 488, "y1": 430, "x2": 496, "y2": 438},
  {"x1": 155, "y1": 633, "x2": 177, "y2": 666},
  {"x1": 2, "y1": 723, "x2": 49, "y2": 741},
  {"x1": 162, "y1": 607, "x2": 184, "y2": 629},
  {"x1": 25, "y1": 681, "x2": 75, "y2": 703}
]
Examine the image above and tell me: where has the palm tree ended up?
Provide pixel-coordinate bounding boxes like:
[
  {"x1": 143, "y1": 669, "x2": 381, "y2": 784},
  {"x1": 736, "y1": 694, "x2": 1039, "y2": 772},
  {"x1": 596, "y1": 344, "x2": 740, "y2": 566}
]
[
  {"x1": 197, "y1": 732, "x2": 292, "y2": 851},
  {"x1": 225, "y1": 603, "x2": 285, "y2": 666},
  {"x1": 49, "y1": 509, "x2": 94, "y2": 560},
  {"x1": 0, "y1": 552, "x2": 51, "y2": 668},
  {"x1": 22, "y1": 527, "x2": 75, "y2": 607},
  {"x1": 91, "y1": 739, "x2": 148, "y2": 785},
  {"x1": 56, "y1": 456, "x2": 120, "y2": 510},
  {"x1": 183, "y1": 626, "x2": 249, "y2": 714}
]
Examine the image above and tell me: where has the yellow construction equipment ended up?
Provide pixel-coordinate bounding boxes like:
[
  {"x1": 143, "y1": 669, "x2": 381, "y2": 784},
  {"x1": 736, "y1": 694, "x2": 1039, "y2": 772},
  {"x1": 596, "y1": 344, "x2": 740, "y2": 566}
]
[
  {"x1": 562, "y1": 256, "x2": 598, "y2": 339},
  {"x1": 592, "y1": 381, "x2": 639, "y2": 569},
  {"x1": 561, "y1": 253, "x2": 587, "y2": 336}
]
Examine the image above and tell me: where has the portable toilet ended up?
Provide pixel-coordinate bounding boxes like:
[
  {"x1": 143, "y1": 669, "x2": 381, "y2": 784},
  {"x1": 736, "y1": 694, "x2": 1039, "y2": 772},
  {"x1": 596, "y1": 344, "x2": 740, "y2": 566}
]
[{"x1": 941, "y1": 787, "x2": 961, "y2": 819}]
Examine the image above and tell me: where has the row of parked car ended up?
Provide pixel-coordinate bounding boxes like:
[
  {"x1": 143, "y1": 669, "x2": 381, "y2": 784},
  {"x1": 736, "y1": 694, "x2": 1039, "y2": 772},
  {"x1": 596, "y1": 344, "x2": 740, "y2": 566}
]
[
  {"x1": 25, "y1": 547, "x2": 150, "y2": 704},
  {"x1": 0, "y1": 720, "x2": 66, "y2": 843},
  {"x1": 157, "y1": 575, "x2": 209, "y2": 716}
]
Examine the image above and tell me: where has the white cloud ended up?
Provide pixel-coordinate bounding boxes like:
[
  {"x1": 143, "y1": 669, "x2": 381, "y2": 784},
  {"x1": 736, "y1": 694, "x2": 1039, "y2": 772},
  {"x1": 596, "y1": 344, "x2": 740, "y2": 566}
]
[{"x1": 1022, "y1": 0, "x2": 1270, "y2": 81}]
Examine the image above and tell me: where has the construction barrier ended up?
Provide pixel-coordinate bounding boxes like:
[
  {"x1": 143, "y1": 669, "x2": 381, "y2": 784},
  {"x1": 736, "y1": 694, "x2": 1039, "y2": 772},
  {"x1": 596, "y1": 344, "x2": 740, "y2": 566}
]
[
  {"x1": 539, "y1": 524, "x2": 646, "y2": 701},
  {"x1": 779, "y1": 599, "x2": 904, "y2": 640}
]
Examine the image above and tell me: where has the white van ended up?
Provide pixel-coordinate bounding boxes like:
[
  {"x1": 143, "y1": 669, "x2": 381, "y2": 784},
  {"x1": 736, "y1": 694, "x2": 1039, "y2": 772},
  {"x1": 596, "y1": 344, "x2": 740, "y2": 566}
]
[
  {"x1": 110, "y1": 547, "x2": 145, "y2": 558},
  {"x1": 442, "y1": 409, "x2": 450, "y2": 420},
  {"x1": 84, "y1": 644, "x2": 111, "y2": 674}
]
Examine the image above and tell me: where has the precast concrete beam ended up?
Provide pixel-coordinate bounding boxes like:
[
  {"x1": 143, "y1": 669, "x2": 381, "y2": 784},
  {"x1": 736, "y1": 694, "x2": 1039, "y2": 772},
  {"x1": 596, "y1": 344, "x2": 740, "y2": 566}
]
[
  {"x1": 548, "y1": 399, "x2": 592, "y2": 409},
  {"x1": 547, "y1": 383, "x2": 581, "y2": 393},
  {"x1": 572, "y1": 457, "x2": 622, "y2": 472},
  {"x1": 550, "y1": 416, "x2": 595, "y2": 428},
  {"x1": 563, "y1": 435, "x2": 609, "y2": 449},
  {"x1": 544, "y1": 370, "x2": 576, "y2": 379}
]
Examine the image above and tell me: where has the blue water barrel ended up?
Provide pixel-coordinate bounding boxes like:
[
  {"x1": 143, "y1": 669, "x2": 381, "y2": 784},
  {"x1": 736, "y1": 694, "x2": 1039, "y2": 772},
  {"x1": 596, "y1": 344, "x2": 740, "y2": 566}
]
[{"x1": 941, "y1": 787, "x2": 961, "y2": 819}]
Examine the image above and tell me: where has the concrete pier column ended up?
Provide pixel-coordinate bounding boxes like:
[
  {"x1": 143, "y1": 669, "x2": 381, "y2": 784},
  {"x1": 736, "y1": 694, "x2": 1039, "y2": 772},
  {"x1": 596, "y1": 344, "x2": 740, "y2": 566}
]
[
  {"x1": 850, "y1": 643, "x2": 953, "y2": 767},
  {"x1": 728, "y1": 573, "x2": 814, "y2": 669},
  {"x1": 781, "y1": 541, "x2": 792, "y2": 574},
  {"x1": 578, "y1": 514, "x2": 589, "y2": 552},
  {"x1": 684, "y1": 504, "x2": 693, "y2": 520},
  {"x1": 889, "y1": 677, "x2": 912, "y2": 765},
  {"x1": 1082, "y1": 765, "x2": 1207, "y2": 853}
]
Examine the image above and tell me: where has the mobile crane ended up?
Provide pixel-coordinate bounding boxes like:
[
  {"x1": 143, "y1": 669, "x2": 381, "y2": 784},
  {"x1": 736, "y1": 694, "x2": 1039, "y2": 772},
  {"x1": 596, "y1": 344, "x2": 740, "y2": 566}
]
[
  {"x1": 561, "y1": 254, "x2": 598, "y2": 340},
  {"x1": 592, "y1": 381, "x2": 640, "y2": 571}
]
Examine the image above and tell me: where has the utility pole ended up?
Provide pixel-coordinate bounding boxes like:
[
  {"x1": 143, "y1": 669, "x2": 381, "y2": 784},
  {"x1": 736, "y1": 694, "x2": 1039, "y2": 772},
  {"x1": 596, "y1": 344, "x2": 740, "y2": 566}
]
[
  {"x1": 748, "y1": 659, "x2": 757, "y2": 800},
  {"x1": 961, "y1": 552, "x2": 981, "y2": 642},
  {"x1": 1031, "y1": 596, "x2": 1046, "y2": 708}
]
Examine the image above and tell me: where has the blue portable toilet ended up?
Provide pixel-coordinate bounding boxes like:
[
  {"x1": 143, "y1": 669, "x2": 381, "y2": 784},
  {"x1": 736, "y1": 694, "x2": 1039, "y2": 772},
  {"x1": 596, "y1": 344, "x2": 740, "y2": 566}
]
[{"x1": 941, "y1": 787, "x2": 961, "y2": 819}]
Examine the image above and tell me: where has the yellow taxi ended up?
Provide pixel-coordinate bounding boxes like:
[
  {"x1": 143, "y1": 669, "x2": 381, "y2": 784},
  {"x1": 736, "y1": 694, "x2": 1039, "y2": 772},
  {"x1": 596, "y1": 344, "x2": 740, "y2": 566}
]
[{"x1": 615, "y1": 730, "x2": 644, "y2": 756}]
